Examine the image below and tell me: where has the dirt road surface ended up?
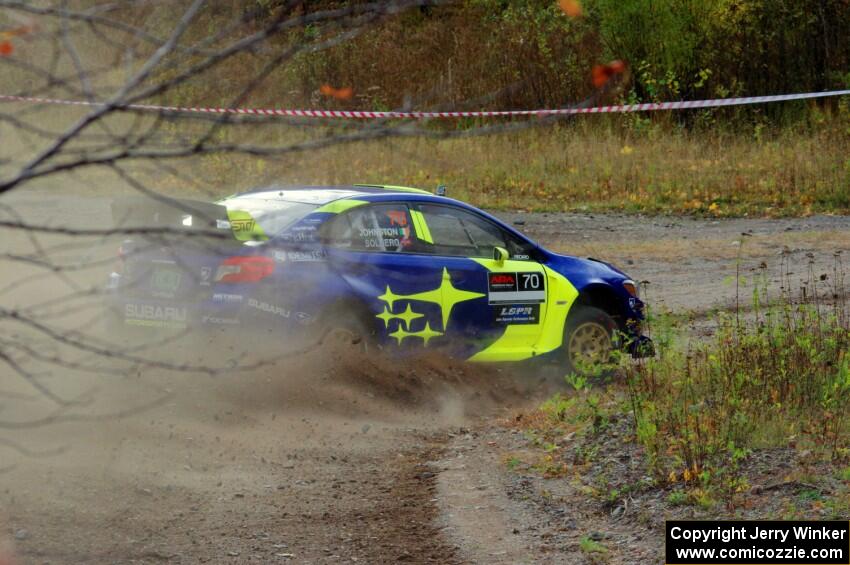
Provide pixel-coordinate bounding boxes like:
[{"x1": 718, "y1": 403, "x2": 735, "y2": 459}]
[{"x1": 0, "y1": 193, "x2": 847, "y2": 563}]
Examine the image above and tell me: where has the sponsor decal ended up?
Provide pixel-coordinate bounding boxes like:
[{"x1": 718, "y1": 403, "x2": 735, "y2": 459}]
[
  {"x1": 286, "y1": 249, "x2": 326, "y2": 263},
  {"x1": 125, "y1": 303, "x2": 187, "y2": 325},
  {"x1": 230, "y1": 218, "x2": 256, "y2": 233},
  {"x1": 294, "y1": 311, "x2": 315, "y2": 325},
  {"x1": 487, "y1": 271, "x2": 546, "y2": 304},
  {"x1": 212, "y1": 293, "x2": 243, "y2": 304},
  {"x1": 201, "y1": 315, "x2": 240, "y2": 325},
  {"x1": 227, "y1": 210, "x2": 268, "y2": 241},
  {"x1": 488, "y1": 273, "x2": 516, "y2": 292},
  {"x1": 151, "y1": 268, "x2": 182, "y2": 297},
  {"x1": 247, "y1": 298, "x2": 290, "y2": 318},
  {"x1": 125, "y1": 318, "x2": 185, "y2": 328},
  {"x1": 281, "y1": 226, "x2": 318, "y2": 243},
  {"x1": 216, "y1": 219, "x2": 231, "y2": 230},
  {"x1": 494, "y1": 304, "x2": 540, "y2": 325}
]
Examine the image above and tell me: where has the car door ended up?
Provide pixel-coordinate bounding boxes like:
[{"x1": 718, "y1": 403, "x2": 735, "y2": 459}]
[
  {"x1": 321, "y1": 202, "x2": 451, "y2": 348},
  {"x1": 411, "y1": 203, "x2": 551, "y2": 361}
]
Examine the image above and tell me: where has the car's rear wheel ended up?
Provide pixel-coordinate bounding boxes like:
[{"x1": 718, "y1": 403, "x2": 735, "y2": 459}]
[
  {"x1": 318, "y1": 306, "x2": 375, "y2": 355},
  {"x1": 562, "y1": 306, "x2": 620, "y2": 377}
]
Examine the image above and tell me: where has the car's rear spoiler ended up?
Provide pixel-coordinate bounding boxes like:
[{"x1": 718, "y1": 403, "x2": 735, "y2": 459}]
[{"x1": 111, "y1": 196, "x2": 231, "y2": 233}]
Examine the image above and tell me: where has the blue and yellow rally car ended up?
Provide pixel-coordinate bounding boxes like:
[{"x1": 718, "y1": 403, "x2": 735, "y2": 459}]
[{"x1": 108, "y1": 184, "x2": 652, "y2": 373}]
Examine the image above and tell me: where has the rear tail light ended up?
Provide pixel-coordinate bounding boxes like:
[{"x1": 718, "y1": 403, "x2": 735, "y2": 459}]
[
  {"x1": 117, "y1": 239, "x2": 134, "y2": 260},
  {"x1": 215, "y1": 256, "x2": 274, "y2": 283}
]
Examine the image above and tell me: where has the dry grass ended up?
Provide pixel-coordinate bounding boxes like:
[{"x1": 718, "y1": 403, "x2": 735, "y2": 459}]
[
  {"x1": 10, "y1": 100, "x2": 847, "y2": 220},
  {"x1": 152, "y1": 114, "x2": 850, "y2": 217}
]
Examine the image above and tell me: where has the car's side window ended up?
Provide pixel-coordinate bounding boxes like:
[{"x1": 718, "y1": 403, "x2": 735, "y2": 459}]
[
  {"x1": 416, "y1": 204, "x2": 529, "y2": 259},
  {"x1": 322, "y1": 204, "x2": 415, "y2": 253}
]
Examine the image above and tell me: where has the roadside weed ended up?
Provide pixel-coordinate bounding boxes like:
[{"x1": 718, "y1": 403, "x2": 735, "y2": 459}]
[
  {"x1": 580, "y1": 536, "x2": 609, "y2": 556},
  {"x1": 627, "y1": 254, "x2": 849, "y2": 501},
  {"x1": 516, "y1": 253, "x2": 849, "y2": 511},
  {"x1": 580, "y1": 536, "x2": 608, "y2": 553}
]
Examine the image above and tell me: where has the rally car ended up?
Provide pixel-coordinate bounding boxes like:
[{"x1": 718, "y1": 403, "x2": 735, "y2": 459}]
[{"x1": 107, "y1": 184, "x2": 652, "y2": 373}]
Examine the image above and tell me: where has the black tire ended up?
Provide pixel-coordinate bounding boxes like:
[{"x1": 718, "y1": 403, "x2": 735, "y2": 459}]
[{"x1": 562, "y1": 306, "x2": 620, "y2": 378}]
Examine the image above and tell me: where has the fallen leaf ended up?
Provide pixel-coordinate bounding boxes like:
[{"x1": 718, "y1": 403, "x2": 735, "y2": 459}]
[{"x1": 0, "y1": 41, "x2": 13, "y2": 56}]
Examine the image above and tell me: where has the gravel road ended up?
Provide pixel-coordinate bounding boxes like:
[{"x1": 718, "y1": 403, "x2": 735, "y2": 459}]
[{"x1": 0, "y1": 192, "x2": 847, "y2": 563}]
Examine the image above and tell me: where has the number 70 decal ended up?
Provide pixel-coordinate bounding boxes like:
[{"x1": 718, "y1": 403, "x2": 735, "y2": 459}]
[{"x1": 487, "y1": 272, "x2": 546, "y2": 304}]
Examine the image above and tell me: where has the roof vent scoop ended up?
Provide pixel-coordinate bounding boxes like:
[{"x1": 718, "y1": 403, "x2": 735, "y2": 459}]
[{"x1": 435, "y1": 184, "x2": 447, "y2": 196}]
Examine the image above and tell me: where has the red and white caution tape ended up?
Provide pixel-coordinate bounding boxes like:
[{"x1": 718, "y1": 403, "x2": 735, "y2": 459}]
[{"x1": 1, "y1": 89, "x2": 849, "y2": 119}]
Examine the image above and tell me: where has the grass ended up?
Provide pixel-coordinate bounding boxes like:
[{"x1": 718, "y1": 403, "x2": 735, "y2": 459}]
[
  {"x1": 139, "y1": 109, "x2": 850, "y2": 218},
  {"x1": 8, "y1": 92, "x2": 849, "y2": 219},
  {"x1": 579, "y1": 536, "x2": 609, "y2": 555},
  {"x1": 512, "y1": 249, "x2": 850, "y2": 510}
]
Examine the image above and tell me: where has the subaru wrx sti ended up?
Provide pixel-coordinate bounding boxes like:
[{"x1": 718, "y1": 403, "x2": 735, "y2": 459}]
[{"x1": 107, "y1": 184, "x2": 653, "y2": 373}]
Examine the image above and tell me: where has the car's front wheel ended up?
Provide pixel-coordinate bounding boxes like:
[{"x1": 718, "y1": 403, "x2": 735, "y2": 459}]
[{"x1": 562, "y1": 306, "x2": 620, "y2": 377}]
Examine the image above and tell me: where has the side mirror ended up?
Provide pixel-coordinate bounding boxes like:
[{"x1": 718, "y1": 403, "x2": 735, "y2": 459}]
[{"x1": 493, "y1": 246, "x2": 509, "y2": 266}]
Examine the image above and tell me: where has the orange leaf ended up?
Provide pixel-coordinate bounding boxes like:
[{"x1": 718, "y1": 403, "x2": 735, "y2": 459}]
[
  {"x1": 334, "y1": 86, "x2": 353, "y2": 101},
  {"x1": 558, "y1": 0, "x2": 583, "y2": 18},
  {"x1": 0, "y1": 41, "x2": 13, "y2": 57},
  {"x1": 319, "y1": 84, "x2": 354, "y2": 101},
  {"x1": 591, "y1": 60, "x2": 627, "y2": 88},
  {"x1": 591, "y1": 65, "x2": 610, "y2": 88}
]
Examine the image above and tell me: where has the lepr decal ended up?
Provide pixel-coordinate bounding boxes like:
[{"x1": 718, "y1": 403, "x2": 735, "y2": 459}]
[{"x1": 494, "y1": 304, "x2": 540, "y2": 325}]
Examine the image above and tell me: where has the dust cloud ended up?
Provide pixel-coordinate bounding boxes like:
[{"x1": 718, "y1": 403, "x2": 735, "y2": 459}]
[{"x1": 0, "y1": 190, "x2": 552, "y2": 562}]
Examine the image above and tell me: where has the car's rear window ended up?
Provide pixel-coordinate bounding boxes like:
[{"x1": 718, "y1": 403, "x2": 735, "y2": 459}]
[{"x1": 220, "y1": 196, "x2": 318, "y2": 236}]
